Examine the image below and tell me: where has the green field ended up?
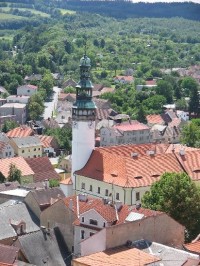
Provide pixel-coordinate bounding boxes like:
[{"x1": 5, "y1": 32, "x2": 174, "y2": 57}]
[
  {"x1": 59, "y1": 9, "x2": 76, "y2": 15},
  {"x1": 0, "y1": 7, "x2": 50, "y2": 17},
  {"x1": 0, "y1": 12, "x2": 25, "y2": 20}
]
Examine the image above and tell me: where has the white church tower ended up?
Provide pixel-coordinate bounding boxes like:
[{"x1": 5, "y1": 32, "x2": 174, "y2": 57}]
[{"x1": 71, "y1": 54, "x2": 96, "y2": 189}]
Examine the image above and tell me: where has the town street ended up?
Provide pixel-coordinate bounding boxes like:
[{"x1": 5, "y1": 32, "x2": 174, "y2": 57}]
[{"x1": 43, "y1": 86, "x2": 61, "y2": 119}]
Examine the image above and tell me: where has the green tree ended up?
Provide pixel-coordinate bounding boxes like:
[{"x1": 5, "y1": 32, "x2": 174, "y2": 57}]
[
  {"x1": 28, "y1": 93, "x2": 45, "y2": 120},
  {"x1": 175, "y1": 98, "x2": 188, "y2": 111},
  {"x1": 181, "y1": 122, "x2": 200, "y2": 147},
  {"x1": 49, "y1": 179, "x2": 60, "y2": 188},
  {"x1": 181, "y1": 77, "x2": 199, "y2": 97},
  {"x1": 8, "y1": 163, "x2": 22, "y2": 183},
  {"x1": 143, "y1": 95, "x2": 167, "y2": 114},
  {"x1": 137, "y1": 104, "x2": 146, "y2": 123},
  {"x1": 45, "y1": 127, "x2": 72, "y2": 151},
  {"x1": 156, "y1": 80, "x2": 173, "y2": 103},
  {"x1": 40, "y1": 73, "x2": 54, "y2": 96},
  {"x1": 2, "y1": 120, "x2": 19, "y2": 133},
  {"x1": 188, "y1": 86, "x2": 200, "y2": 116},
  {"x1": 0, "y1": 172, "x2": 5, "y2": 183},
  {"x1": 142, "y1": 172, "x2": 200, "y2": 241},
  {"x1": 63, "y1": 86, "x2": 76, "y2": 93}
]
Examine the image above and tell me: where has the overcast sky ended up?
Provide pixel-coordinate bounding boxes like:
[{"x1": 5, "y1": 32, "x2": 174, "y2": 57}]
[{"x1": 131, "y1": 0, "x2": 200, "y2": 3}]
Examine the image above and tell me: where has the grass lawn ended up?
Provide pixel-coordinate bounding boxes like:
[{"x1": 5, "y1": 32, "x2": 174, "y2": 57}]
[
  {"x1": 0, "y1": 12, "x2": 25, "y2": 20},
  {"x1": 59, "y1": 8, "x2": 76, "y2": 15},
  {"x1": 0, "y1": 7, "x2": 50, "y2": 17}
]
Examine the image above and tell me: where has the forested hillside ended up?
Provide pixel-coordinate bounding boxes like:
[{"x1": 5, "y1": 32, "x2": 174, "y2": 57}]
[{"x1": 0, "y1": 0, "x2": 200, "y2": 120}]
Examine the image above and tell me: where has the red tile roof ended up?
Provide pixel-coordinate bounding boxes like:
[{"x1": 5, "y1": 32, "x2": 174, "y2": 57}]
[
  {"x1": 64, "y1": 195, "x2": 162, "y2": 225},
  {"x1": 25, "y1": 156, "x2": 60, "y2": 182},
  {"x1": 146, "y1": 114, "x2": 164, "y2": 125},
  {"x1": 175, "y1": 150, "x2": 200, "y2": 182},
  {"x1": 0, "y1": 157, "x2": 34, "y2": 178},
  {"x1": 0, "y1": 141, "x2": 7, "y2": 152},
  {"x1": 76, "y1": 149, "x2": 183, "y2": 188},
  {"x1": 98, "y1": 143, "x2": 170, "y2": 157},
  {"x1": 145, "y1": 79, "x2": 157, "y2": 86},
  {"x1": 101, "y1": 87, "x2": 115, "y2": 94},
  {"x1": 0, "y1": 244, "x2": 19, "y2": 265},
  {"x1": 17, "y1": 84, "x2": 38, "y2": 90},
  {"x1": 184, "y1": 240, "x2": 200, "y2": 254},
  {"x1": 113, "y1": 122, "x2": 149, "y2": 132},
  {"x1": 73, "y1": 246, "x2": 160, "y2": 266},
  {"x1": 6, "y1": 126, "x2": 34, "y2": 138},
  {"x1": 115, "y1": 76, "x2": 134, "y2": 82},
  {"x1": 38, "y1": 135, "x2": 54, "y2": 148},
  {"x1": 27, "y1": 84, "x2": 37, "y2": 90},
  {"x1": 60, "y1": 177, "x2": 73, "y2": 185}
]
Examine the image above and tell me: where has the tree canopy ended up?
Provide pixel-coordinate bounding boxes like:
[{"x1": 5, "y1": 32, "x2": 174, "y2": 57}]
[
  {"x1": 142, "y1": 172, "x2": 200, "y2": 241},
  {"x1": 8, "y1": 163, "x2": 22, "y2": 183},
  {"x1": 181, "y1": 121, "x2": 200, "y2": 147}
]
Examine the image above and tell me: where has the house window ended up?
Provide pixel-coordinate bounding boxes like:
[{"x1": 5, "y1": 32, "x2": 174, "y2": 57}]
[
  {"x1": 136, "y1": 192, "x2": 140, "y2": 201},
  {"x1": 9, "y1": 152, "x2": 11, "y2": 156},
  {"x1": 90, "y1": 232, "x2": 94, "y2": 237},
  {"x1": 34, "y1": 148, "x2": 36, "y2": 151},
  {"x1": 81, "y1": 230, "x2": 85, "y2": 239},
  {"x1": 81, "y1": 182, "x2": 85, "y2": 189},
  {"x1": 89, "y1": 219, "x2": 98, "y2": 226},
  {"x1": 38, "y1": 148, "x2": 40, "y2": 151},
  {"x1": 81, "y1": 217, "x2": 84, "y2": 223},
  {"x1": 97, "y1": 187, "x2": 100, "y2": 194},
  {"x1": 105, "y1": 189, "x2": 109, "y2": 196},
  {"x1": 103, "y1": 222, "x2": 106, "y2": 227},
  {"x1": 116, "y1": 193, "x2": 120, "y2": 200},
  {"x1": 22, "y1": 150, "x2": 24, "y2": 153},
  {"x1": 89, "y1": 185, "x2": 92, "y2": 192},
  {"x1": 5, "y1": 152, "x2": 8, "y2": 156}
]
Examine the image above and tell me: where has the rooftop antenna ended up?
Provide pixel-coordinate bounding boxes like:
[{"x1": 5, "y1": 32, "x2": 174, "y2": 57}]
[{"x1": 84, "y1": 40, "x2": 87, "y2": 56}]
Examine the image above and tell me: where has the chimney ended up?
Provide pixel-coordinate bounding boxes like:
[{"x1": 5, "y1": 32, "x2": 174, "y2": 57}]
[
  {"x1": 115, "y1": 201, "x2": 123, "y2": 211},
  {"x1": 136, "y1": 203, "x2": 141, "y2": 210},
  {"x1": 69, "y1": 198, "x2": 73, "y2": 210},
  {"x1": 76, "y1": 195, "x2": 80, "y2": 218},
  {"x1": 114, "y1": 204, "x2": 119, "y2": 221},
  {"x1": 102, "y1": 197, "x2": 109, "y2": 205},
  {"x1": 147, "y1": 150, "x2": 155, "y2": 156},
  {"x1": 78, "y1": 193, "x2": 88, "y2": 202},
  {"x1": 131, "y1": 152, "x2": 138, "y2": 158},
  {"x1": 179, "y1": 149, "x2": 185, "y2": 156}
]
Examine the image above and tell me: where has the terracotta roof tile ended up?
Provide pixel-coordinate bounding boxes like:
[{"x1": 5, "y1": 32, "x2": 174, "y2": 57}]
[
  {"x1": 0, "y1": 157, "x2": 34, "y2": 178},
  {"x1": 115, "y1": 76, "x2": 134, "y2": 82},
  {"x1": 113, "y1": 122, "x2": 149, "y2": 131},
  {"x1": 73, "y1": 246, "x2": 160, "y2": 266},
  {"x1": 98, "y1": 143, "x2": 170, "y2": 157},
  {"x1": 6, "y1": 126, "x2": 34, "y2": 138},
  {"x1": 185, "y1": 240, "x2": 200, "y2": 254},
  {"x1": 38, "y1": 135, "x2": 54, "y2": 148},
  {"x1": 25, "y1": 157, "x2": 60, "y2": 182},
  {"x1": 64, "y1": 195, "x2": 162, "y2": 225},
  {"x1": 76, "y1": 149, "x2": 184, "y2": 188},
  {"x1": 0, "y1": 141, "x2": 7, "y2": 152},
  {"x1": 101, "y1": 87, "x2": 115, "y2": 94},
  {"x1": 145, "y1": 79, "x2": 157, "y2": 86},
  {"x1": 165, "y1": 144, "x2": 199, "y2": 154},
  {"x1": 0, "y1": 244, "x2": 19, "y2": 265},
  {"x1": 175, "y1": 150, "x2": 200, "y2": 181},
  {"x1": 146, "y1": 114, "x2": 164, "y2": 125},
  {"x1": 60, "y1": 177, "x2": 73, "y2": 185}
]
